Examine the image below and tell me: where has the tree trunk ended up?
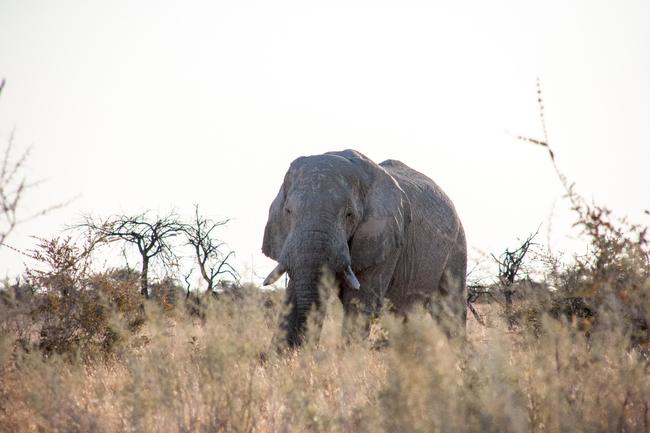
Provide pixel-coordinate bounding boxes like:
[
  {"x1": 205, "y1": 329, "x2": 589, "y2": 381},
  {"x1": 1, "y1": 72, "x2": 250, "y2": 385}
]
[
  {"x1": 504, "y1": 287, "x2": 514, "y2": 330},
  {"x1": 141, "y1": 257, "x2": 150, "y2": 299}
]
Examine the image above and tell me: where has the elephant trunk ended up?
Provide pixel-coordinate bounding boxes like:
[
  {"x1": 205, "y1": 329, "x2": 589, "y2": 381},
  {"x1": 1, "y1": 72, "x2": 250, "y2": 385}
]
[
  {"x1": 283, "y1": 269, "x2": 323, "y2": 348},
  {"x1": 280, "y1": 228, "x2": 346, "y2": 348}
]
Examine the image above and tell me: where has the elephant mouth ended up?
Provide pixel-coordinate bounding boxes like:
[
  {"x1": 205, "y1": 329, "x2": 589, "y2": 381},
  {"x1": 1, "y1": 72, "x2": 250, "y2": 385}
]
[{"x1": 263, "y1": 262, "x2": 360, "y2": 290}]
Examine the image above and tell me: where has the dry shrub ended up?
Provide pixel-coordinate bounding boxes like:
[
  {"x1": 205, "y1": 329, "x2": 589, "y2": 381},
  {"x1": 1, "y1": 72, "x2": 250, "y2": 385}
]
[
  {"x1": 498, "y1": 182, "x2": 650, "y2": 347},
  {"x1": 7, "y1": 237, "x2": 146, "y2": 360},
  {"x1": 549, "y1": 194, "x2": 650, "y2": 346},
  {"x1": 513, "y1": 80, "x2": 650, "y2": 346}
]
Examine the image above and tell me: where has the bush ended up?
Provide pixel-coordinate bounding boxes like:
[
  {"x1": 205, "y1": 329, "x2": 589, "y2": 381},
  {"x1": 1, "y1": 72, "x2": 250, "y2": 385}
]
[{"x1": 14, "y1": 237, "x2": 145, "y2": 360}]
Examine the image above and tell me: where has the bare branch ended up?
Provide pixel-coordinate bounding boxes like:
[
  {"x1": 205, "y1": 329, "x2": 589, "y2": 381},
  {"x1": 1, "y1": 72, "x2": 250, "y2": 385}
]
[
  {"x1": 0, "y1": 80, "x2": 70, "y2": 246},
  {"x1": 77, "y1": 211, "x2": 184, "y2": 298},
  {"x1": 181, "y1": 205, "x2": 238, "y2": 293},
  {"x1": 183, "y1": 268, "x2": 193, "y2": 299}
]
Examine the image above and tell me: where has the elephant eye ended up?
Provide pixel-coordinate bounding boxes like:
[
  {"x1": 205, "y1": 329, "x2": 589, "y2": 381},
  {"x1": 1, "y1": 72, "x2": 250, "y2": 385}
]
[
  {"x1": 346, "y1": 211, "x2": 353, "y2": 219},
  {"x1": 285, "y1": 208, "x2": 292, "y2": 215}
]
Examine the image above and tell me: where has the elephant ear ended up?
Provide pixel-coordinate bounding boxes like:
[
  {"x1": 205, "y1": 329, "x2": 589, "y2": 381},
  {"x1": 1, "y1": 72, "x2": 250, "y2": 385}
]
[
  {"x1": 331, "y1": 150, "x2": 411, "y2": 272},
  {"x1": 262, "y1": 157, "x2": 307, "y2": 261},
  {"x1": 262, "y1": 182, "x2": 289, "y2": 261}
]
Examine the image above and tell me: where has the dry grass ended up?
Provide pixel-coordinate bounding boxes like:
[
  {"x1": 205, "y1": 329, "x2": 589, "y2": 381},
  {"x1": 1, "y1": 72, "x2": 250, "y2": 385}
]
[{"x1": 1, "y1": 287, "x2": 649, "y2": 433}]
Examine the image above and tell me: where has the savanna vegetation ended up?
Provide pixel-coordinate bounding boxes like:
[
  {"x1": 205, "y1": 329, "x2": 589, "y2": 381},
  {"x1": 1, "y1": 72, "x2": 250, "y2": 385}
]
[{"x1": 0, "y1": 81, "x2": 648, "y2": 432}]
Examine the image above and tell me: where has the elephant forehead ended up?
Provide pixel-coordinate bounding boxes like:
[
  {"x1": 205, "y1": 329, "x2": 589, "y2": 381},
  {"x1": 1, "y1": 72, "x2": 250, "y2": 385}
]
[{"x1": 292, "y1": 170, "x2": 359, "y2": 193}]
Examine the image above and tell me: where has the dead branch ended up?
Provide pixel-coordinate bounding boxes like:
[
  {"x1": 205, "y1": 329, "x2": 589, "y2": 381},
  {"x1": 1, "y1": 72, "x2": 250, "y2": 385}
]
[
  {"x1": 491, "y1": 229, "x2": 539, "y2": 288},
  {"x1": 491, "y1": 229, "x2": 539, "y2": 329},
  {"x1": 183, "y1": 269, "x2": 193, "y2": 299},
  {"x1": 78, "y1": 212, "x2": 184, "y2": 298},
  {"x1": 181, "y1": 205, "x2": 239, "y2": 294},
  {"x1": 0, "y1": 79, "x2": 70, "y2": 247},
  {"x1": 0, "y1": 129, "x2": 29, "y2": 246}
]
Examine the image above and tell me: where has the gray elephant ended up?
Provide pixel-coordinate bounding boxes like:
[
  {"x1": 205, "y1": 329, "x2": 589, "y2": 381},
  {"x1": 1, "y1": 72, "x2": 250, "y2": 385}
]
[{"x1": 262, "y1": 149, "x2": 467, "y2": 348}]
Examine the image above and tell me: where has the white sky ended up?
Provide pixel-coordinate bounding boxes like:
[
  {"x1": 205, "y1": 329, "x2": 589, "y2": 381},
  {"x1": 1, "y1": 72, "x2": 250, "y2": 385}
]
[{"x1": 1, "y1": 0, "x2": 649, "y2": 285}]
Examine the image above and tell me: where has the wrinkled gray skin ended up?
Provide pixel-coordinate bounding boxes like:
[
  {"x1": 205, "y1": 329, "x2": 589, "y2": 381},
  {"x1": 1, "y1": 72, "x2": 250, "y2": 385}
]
[{"x1": 263, "y1": 149, "x2": 467, "y2": 348}]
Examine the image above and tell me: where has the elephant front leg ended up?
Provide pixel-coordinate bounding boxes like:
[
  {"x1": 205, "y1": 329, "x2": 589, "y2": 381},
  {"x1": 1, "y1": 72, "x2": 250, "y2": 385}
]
[
  {"x1": 339, "y1": 256, "x2": 399, "y2": 344},
  {"x1": 339, "y1": 271, "x2": 392, "y2": 344},
  {"x1": 340, "y1": 289, "x2": 378, "y2": 344}
]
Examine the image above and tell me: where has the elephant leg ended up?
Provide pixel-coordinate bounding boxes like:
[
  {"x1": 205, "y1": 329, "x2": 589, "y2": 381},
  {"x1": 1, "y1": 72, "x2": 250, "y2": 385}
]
[
  {"x1": 339, "y1": 256, "x2": 399, "y2": 344},
  {"x1": 340, "y1": 289, "x2": 377, "y2": 344},
  {"x1": 430, "y1": 246, "x2": 467, "y2": 339}
]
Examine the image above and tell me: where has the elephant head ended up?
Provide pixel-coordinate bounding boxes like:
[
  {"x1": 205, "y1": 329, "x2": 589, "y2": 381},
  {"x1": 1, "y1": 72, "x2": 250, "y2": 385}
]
[{"x1": 262, "y1": 150, "x2": 411, "y2": 348}]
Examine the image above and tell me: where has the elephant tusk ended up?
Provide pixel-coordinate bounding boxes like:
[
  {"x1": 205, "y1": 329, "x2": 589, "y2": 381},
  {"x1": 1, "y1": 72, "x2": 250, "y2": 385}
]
[
  {"x1": 263, "y1": 263, "x2": 287, "y2": 286},
  {"x1": 344, "y1": 266, "x2": 361, "y2": 290}
]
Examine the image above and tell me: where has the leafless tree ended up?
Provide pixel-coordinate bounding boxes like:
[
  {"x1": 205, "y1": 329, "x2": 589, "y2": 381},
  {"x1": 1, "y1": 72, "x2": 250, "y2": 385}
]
[
  {"x1": 79, "y1": 212, "x2": 183, "y2": 298},
  {"x1": 0, "y1": 79, "x2": 25, "y2": 245},
  {"x1": 0, "y1": 78, "x2": 69, "y2": 247},
  {"x1": 492, "y1": 230, "x2": 538, "y2": 328},
  {"x1": 0, "y1": 131, "x2": 30, "y2": 246},
  {"x1": 182, "y1": 205, "x2": 239, "y2": 294}
]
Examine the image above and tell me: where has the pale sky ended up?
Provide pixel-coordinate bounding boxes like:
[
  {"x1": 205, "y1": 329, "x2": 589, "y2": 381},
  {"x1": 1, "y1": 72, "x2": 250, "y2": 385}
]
[{"x1": 1, "y1": 0, "x2": 648, "y2": 285}]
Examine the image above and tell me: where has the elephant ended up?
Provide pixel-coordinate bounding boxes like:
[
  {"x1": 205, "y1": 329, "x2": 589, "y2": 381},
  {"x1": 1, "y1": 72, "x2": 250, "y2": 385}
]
[{"x1": 262, "y1": 149, "x2": 467, "y2": 348}]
